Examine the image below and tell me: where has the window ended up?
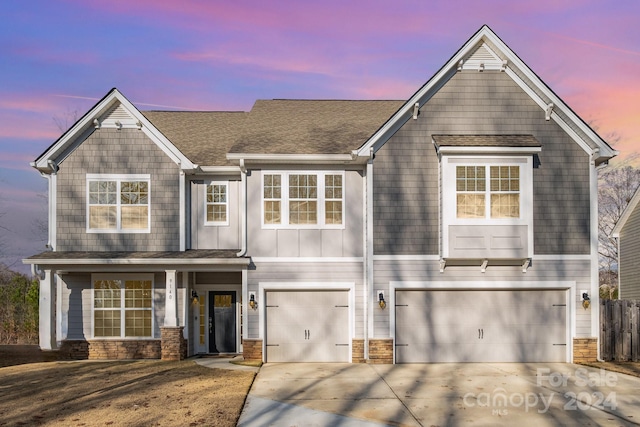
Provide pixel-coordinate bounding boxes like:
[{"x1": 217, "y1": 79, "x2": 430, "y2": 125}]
[
  {"x1": 456, "y1": 166, "x2": 520, "y2": 219},
  {"x1": 93, "y1": 275, "x2": 153, "y2": 338},
  {"x1": 262, "y1": 172, "x2": 344, "y2": 228},
  {"x1": 87, "y1": 174, "x2": 150, "y2": 232},
  {"x1": 205, "y1": 182, "x2": 228, "y2": 225}
]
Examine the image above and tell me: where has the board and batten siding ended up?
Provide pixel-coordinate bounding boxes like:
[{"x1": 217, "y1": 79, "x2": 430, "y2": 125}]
[
  {"x1": 55, "y1": 128, "x2": 181, "y2": 252},
  {"x1": 245, "y1": 261, "x2": 364, "y2": 339},
  {"x1": 618, "y1": 204, "x2": 640, "y2": 299},
  {"x1": 372, "y1": 259, "x2": 592, "y2": 339},
  {"x1": 373, "y1": 71, "x2": 591, "y2": 256},
  {"x1": 246, "y1": 169, "x2": 364, "y2": 258},
  {"x1": 190, "y1": 178, "x2": 241, "y2": 250},
  {"x1": 61, "y1": 272, "x2": 184, "y2": 340}
]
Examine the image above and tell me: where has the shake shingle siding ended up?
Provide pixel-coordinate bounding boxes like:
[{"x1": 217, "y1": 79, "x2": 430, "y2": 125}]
[
  {"x1": 373, "y1": 71, "x2": 591, "y2": 255},
  {"x1": 56, "y1": 128, "x2": 180, "y2": 251}
]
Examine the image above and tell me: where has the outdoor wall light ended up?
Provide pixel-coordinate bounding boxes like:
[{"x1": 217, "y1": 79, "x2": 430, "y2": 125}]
[
  {"x1": 191, "y1": 289, "x2": 199, "y2": 304},
  {"x1": 582, "y1": 292, "x2": 590, "y2": 309},
  {"x1": 249, "y1": 293, "x2": 257, "y2": 310},
  {"x1": 378, "y1": 292, "x2": 386, "y2": 309}
]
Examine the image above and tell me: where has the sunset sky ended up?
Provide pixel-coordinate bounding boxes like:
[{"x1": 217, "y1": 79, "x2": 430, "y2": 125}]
[{"x1": 1, "y1": 0, "x2": 639, "y2": 272}]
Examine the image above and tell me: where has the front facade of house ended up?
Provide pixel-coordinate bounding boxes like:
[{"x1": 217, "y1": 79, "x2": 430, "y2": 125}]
[{"x1": 25, "y1": 26, "x2": 616, "y2": 363}]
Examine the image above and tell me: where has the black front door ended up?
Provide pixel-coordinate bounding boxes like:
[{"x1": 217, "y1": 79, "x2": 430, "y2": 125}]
[{"x1": 208, "y1": 291, "x2": 237, "y2": 353}]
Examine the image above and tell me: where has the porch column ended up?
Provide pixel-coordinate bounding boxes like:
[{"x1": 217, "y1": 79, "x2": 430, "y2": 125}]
[
  {"x1": 164, "y1": 270, "x2": 178, "y2": 327},
  {"x1": 39, "y1": 269, "x2": 56, "y2": 350}
]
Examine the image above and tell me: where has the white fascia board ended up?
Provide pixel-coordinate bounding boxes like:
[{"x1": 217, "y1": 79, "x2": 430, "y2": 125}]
[
  {"x1": 226, "y1": 153, "x2": 357, "y2": 164},
  {"x1": 436, "y1": 146, "x2": 542, "y2": 155},
  {"x1": 22, "y1": 257, "x2": 250, "y2": 266},
  {"x1": 198, "y1": 166, "x2": 242, "y2": 175},
  {"x1": 34, "y1": 89, "x2": 197, "y2": 173},
  {"x1": 489, "y1": 34, "x2": 618, "y2": 160},
  {"x1": 356, "y1": 25, "x2": 617, "y2": 161},
  {"x1": 612, "y1": 186, "x2": 640, "y2": 237}
]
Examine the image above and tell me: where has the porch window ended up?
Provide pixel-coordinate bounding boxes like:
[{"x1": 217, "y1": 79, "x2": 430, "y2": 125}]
[
  {"x1": 262, "y1": 171, "x2": 344, "y2": 228},
  {"x1": 93, "y1": 276, "x2": 153, "y2": 338},
  {"x1": 87, "y1": 174, "x2": 150, "y2": 232},
  {"x1": 205, "y1": 182, "x2": 228, "y2": 225}
]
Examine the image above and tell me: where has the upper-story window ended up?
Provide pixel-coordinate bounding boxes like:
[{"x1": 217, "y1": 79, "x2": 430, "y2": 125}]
[
  {"x1": 87, "y1": 174, "x2": 150, "y2": 233},
  {"x1": 456, "y1": 165, "x2": 520, "y2": 219},
  {"x1": 262, "y1": 171, "x2": 344, "y2": 228},
  {"x1": 205, "y1": 182, "x2": 229, "y2": 226}
]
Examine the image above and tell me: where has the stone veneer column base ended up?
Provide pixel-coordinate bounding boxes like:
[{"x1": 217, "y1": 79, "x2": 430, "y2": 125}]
[
  {"x1": 243, "y1": 339, "x2": 263, "y2": 361},
  {"x1": 368, "y1": 339, "x2": 393, "y2": 364},
  {"x1": 573, "y1": 338, "x2": 598, "y2": 363},
  {"x1": 161, "y1": 327, "x2": 186, "y2": 361},
  {"x1": 352, "y1": 339, "x2": 365, "y2": 363}
]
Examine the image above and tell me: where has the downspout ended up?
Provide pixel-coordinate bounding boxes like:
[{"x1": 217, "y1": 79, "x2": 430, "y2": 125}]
[
  {"x1": 590, "y1": 149, "x2": 605, "y2": 362},
  {"x1": 365, "y1": 149, "x2": 374, "y2": 361},
  {"x1": 44, "y1": 160, "x2": 58, "y2": 250},
  {"x1": 237, "y1": 159, "x2": 248, "y2": 257}
]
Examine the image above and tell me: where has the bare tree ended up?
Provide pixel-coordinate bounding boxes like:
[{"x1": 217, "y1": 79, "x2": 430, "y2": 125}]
[
  {"x1": 598, "y1": 165, "x2": 640, "y2": 273},
  {"x1": 52, "y1": 107, "x2": 80, "y2": 134}
]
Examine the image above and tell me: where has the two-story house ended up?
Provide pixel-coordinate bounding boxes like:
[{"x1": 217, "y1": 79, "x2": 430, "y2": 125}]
[{"x1": 24, "y1": 25, "x2": 616, "y2": 363}]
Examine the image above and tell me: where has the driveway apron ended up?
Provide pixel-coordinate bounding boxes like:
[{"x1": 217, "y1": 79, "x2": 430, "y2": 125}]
[{"x1": 237, "y1": 362, "x2": 640, "y2": 426}]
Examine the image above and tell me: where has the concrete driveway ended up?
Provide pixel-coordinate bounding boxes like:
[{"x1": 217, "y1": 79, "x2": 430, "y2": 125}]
[{"x1": 237, "y1": 362, "x2": 640, "y2": 426}]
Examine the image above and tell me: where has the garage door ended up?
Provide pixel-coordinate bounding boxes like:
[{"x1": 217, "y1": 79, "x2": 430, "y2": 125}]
[
  {"x1": 265, "y1": 290, "x2": 350, "y2": 362},
  {"x1": 395, "y1": 289, "x2": 567, "y2": 363}
]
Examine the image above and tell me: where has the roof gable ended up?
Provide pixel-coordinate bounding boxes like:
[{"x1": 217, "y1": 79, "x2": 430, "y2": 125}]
[
  {"x1": 612, "y1": 185, "x2": 640, "y2": 238},
  {"x1": 356, "y1": 25, "x2": 618, "y2": 165},
  {"x1": 33, "y1": 88, "x2": 197, "y2": 173}
]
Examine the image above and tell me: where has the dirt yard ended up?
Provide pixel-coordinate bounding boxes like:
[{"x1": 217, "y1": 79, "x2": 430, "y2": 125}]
[{"x1": 0, "y1": 346, "x2": 255, "y2": 426}]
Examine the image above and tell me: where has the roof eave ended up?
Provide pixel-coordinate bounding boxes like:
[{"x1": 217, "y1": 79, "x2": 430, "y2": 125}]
[{"x1": 226, "y1": 152, "x2": 361, "y2": 165}]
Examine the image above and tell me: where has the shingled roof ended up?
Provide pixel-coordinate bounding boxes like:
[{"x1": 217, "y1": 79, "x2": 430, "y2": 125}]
[
  {"x1": 142, "y1": 100, "x2": 404, "y2": 166},
  {"x1": 142, "y1": 111, "x2": 248, "y2": 166},
  {"x1": 229, "y1": 100, "x2": 404, "y2": 155}
]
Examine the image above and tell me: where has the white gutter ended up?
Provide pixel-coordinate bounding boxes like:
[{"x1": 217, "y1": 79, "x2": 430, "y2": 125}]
[
  {"x1": 589, "y1": 149, "x2": 604, "y2": 362},
  {"x1": 237, "y1": 159, "x2": 248, "y2": 257},
  {"x1": 226, "y1": 153, "x2": 357, "y2": 164},
  {"x1": 22, "y1": 257, "x2": 251, "y2": 266}
]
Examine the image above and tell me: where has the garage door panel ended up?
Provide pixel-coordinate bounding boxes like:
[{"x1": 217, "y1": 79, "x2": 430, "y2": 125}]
[
  {"x1": 395, "y1": 289, "x2": 567, "y2": 363},
  {"x1": 266, "y1": 290, "x2": 349, "y2": 362}
]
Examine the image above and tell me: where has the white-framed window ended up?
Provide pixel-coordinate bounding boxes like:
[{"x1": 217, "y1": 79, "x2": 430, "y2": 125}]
[
  {"x1": 86, "y1": 174, "x2": 150, "y2": 233},
  {"x1": 262, "y1": 171, "x2": 344, "y2": 228},
  {"x1": 205, "y1": 181, "x2": 229, "y2": 226},
  {"x1": 92, "y1": 274, "x2": 154, "y2": 338},
  {"x1": 456, "y1": 165, "x2": 520, "y2": 219}
]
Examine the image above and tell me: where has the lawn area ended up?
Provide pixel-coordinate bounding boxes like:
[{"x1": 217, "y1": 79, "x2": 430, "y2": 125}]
[{"x1": 0, "y1": 346, "x2": 255, "y2": 426}]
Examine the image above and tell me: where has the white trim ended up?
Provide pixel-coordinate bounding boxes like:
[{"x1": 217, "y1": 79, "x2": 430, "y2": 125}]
[
  {"x1": 251, "y1": 257, "x2": 363, "y2": 263},
  {"x1": 612, "y1": 185, "x2": 640, "y2": 237},
  {"x1": 355, "y1": 25, "x2": 616, "y2": 162},
  {"x1": 86, "y1": 174, "x2": 151, "y2": 234},
  {"x1": 389, "y1": 280, "x2": 575, "y2": 363},
  {"x1": 179, "y1": 172, "x2": 186, "y2": 251},
  {"x1": 258, "y1": 282, "x2": 355, "y2": 363},
  {"x1": 55, "y1": 272, "x2": 64, "y2": 346},
  {"x1": 436, "y1": 146, "x2": 541, "y2": 155},
  {"x1": 590, "y1": 158, "x2": 600, "y2": 350},
  {"x1": 23, "y1": 257, "x2": 250, "y2": 266},
  {"x1": 90, "y1": 273, "x2": 155, "y2": 339},
  {"x1": 533, "y1": 254, "x2": 591, "y2": 261},
  {"x1": 203, "y1": 181, "x2": 230, "y2": 226},
  {"x1": 373, "y1": 255, "x2": 440, "y2": 261},
  {"x1": 39, "y1": 270, "x2": 55, "y2": 350},
  {"x1": 365, "y1": 157, "x2": 373, "y2": 360},
  {"x1": 34, "y1": 89, "x2": 197, "y2": 173},
  {"x1": 261, "y1": 171, "x2": 346, "y2": 230},
  {"x1": 227, "y1": 153, "x2": 355, "y2": 164}
]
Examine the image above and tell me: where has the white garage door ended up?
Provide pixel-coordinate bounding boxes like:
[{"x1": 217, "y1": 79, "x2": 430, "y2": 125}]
[
  {"x1": 395, "y1": 289, "x2": 567, "y2": 363},
  {"x1": 265, "y1": 290, "x2": 350, "y2": 362}
]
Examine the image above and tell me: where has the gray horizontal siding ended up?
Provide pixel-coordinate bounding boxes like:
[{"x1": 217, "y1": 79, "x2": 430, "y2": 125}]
[
  {"x1": 246, "y1": 262, "x2": 364, "y2": 339},
  {"x1": 372, "y1": 259, "x2": 592, "y2": 339},
  {"x1": 190, "y1": 178, "x2": 241, "y2": 250},
  {"x1": 374, "y1": 71, "x2": 591, "y2": 256},
  {"x1": 56, "y1": 128, "x2": 180, "y2": 251},
  {"x1": 619, "y1": 206, "x2": 640, "y2": 299}
]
